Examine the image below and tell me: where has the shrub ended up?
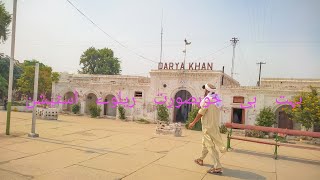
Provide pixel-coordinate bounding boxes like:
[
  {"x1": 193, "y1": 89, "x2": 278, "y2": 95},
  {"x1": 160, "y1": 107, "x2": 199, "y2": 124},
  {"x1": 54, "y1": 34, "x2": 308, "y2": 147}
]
[
  {"x1": 136, "y1": 118, "x2": 150, "y2": 124},
  {"x1": 71, "y1": 103, "x2": 80, "y2": 114},
  {"x1": 12, "y1": 101, "x2": 26, "y2": 106},
  {"x1": 219, "y1": 124, "x2": 228, "y2": 134},
  {"x1": 185, "y1": 106, "x2": 202, "y2": 131},
  {"x1": 157, "y1": 105, "x2": 169, "y2": 123},
  {"x1": 118, "y1": 105, "x2": 126, "y2": 120},
  {"x1": 245, "y1": 130, "x2": 265, "y2": 138},
  {"x1": 89, "y1": 104, "x2": 101, "y2": 118},
  {"x1": 256, "y1": 107, "x2": 276, "y2": 127}
]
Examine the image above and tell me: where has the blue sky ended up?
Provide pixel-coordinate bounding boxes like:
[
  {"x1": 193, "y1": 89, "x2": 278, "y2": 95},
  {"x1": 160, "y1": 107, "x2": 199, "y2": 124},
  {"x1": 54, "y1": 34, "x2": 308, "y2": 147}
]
[{"x1": 1, "y1": 0, "x2": 319, "y2": 86}]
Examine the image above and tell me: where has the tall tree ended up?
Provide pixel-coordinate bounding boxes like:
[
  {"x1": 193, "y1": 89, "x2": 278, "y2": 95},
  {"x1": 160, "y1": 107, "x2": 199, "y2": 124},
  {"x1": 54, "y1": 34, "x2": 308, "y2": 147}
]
[
  {"x1": 0, "y1": 2, "x2": 12, "y2": 43},
  {"x1": 0, "y1": 54, "x2": 22, "y2": 98},
  {"x1": 16, "y1": 60, "x2": 59, "y2": 98},
  {"x1": 285, "y1": 87, "x2": 320, "y2": 131},
  {"x1": 0, "y1": 75, "x2": 8, "y2": 98},
  {"x1": 79, "y1": 47, "x2": 121, "y2": 75}
]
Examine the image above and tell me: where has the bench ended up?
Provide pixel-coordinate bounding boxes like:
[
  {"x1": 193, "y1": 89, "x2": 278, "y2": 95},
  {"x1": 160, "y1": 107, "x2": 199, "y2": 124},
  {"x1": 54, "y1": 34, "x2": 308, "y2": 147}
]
[{"x1": 225, "y1": 122, "x2": 320, "y2": 159}]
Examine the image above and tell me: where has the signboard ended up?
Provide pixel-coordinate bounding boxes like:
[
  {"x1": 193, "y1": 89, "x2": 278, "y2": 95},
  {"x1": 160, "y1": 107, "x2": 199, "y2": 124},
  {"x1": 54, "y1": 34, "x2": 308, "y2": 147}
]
[{"x1": 158, "y1": 62, "x2": 213, "y2": 70}]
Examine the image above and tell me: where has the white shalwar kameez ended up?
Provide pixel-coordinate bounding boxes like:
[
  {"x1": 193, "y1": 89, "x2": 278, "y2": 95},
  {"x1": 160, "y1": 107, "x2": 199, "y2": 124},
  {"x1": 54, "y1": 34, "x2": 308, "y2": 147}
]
[{"x1": 198, "y1": 93, "x2": 226, "y2": 169}]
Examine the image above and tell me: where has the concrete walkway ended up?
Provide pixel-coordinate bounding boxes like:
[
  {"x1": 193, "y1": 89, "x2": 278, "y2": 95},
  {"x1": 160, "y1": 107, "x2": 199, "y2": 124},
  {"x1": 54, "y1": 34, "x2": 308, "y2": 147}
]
[{"x1": 0, "y1": 111, "x2": 319, "y2": 180}]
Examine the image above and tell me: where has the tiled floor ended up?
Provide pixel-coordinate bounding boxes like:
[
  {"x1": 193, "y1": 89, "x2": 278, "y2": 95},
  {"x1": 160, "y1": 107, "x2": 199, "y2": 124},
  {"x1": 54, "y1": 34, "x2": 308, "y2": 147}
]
[{"x1": 0, "y1": 111, "x2": 319, "y2": 180}]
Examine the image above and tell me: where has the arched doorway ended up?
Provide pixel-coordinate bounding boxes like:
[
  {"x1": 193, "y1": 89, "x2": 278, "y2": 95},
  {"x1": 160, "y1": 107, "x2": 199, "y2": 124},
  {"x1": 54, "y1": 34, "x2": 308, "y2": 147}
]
[
  {"x1": 85, "y1": 93, "x2": 98, "y2": 114},
  {"x1": 275, "y1": 105, "x2": 293, "y2": 129},
  {"x1": 63, "y1": 91, "x2": 76, "y2": 112},
  {"x1": 104, "y1": 94, "x2": 116, "y2": 116},
  {"x1": 173, "y1": 90, "x2": 192, "y2": 123}
]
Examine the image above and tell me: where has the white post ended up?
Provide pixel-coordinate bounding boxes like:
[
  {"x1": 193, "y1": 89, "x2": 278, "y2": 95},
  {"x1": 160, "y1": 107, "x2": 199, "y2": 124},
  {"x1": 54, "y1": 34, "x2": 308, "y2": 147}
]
[
  {"x1": 6, "y1": 0, "x2": 18, "y2": 135},
  {"x1": 28, "y1": 63, "x2": 39, "y2": 137},
  {"x1": 80, "y1": 101, "x2": 85, "y2": 114}
]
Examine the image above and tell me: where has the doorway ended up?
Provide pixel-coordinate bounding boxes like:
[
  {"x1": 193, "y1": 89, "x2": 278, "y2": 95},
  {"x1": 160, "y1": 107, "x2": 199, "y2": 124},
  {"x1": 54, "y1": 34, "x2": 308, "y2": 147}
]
[
  {"x1": 275, "y1": 105, "x2": 293, "y2": 129},
  {"x1": 232, "y1": 108, "x2": 245, "y2": 124},
  {"x1": 278, "y1": 111, "x2": 293, "y2": 129},
  {"x1": 173, "y1": 90, "x2": 192, "y2": 123},
  {"x1": 104, "y1": 94, "x2": 116, "y2": 117}
]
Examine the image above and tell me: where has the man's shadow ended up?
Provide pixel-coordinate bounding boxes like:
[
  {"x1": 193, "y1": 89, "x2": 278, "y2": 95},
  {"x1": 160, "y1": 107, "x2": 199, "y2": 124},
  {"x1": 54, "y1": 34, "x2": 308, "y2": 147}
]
[{"x1": 203, "y1": 164, "x2": 266, "y2": 179}]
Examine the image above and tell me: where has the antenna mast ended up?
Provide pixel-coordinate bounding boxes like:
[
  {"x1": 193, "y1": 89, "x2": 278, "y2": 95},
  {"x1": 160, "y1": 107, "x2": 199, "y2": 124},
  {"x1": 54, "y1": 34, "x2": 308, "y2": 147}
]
[{"x1": 160, "y1": 9, "x2": 163, "y2": 63}]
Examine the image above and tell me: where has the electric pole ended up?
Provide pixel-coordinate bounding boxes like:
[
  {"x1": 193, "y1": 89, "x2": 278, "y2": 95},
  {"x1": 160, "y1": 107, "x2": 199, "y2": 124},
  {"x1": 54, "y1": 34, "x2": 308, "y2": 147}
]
[
  {"x1": 230, "y1": 37, "x2": 239, "y2": 78},
  {"x1": 6, "y1": 0, "x2": 18, "y2": 135},
  {"x1": 257, "y1": 62, "x2": 266, "y2": 87}
]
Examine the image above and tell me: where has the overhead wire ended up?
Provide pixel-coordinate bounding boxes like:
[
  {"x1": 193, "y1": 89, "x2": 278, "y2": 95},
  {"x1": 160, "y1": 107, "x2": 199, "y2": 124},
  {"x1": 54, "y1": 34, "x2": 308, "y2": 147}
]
[
  {"x1": 238, "y1": 43, "x2": 257, "y2": 86},
  {"x1": 66, "y1": 0, "x2": 158, "y2": 64},
  {"x1": 195, "y1": 43, "x2": 232, "y2": 61}
]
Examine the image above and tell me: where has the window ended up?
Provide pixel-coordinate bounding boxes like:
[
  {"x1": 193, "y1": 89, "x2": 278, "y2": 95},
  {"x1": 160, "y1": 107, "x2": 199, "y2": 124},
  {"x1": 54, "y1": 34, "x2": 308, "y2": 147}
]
[
  {"x1": 233, "y1": 96, "x2": 244, "y2": 103},
  {"x1": 134, "y1": 91, "x2": 142, "y2": 98}
]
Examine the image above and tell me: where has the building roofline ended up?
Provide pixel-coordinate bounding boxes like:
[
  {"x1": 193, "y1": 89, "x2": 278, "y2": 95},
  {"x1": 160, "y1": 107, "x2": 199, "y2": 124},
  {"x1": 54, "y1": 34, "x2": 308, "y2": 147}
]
[{"x1": 261, "y1": 78, "x2": 320, "y2": 82}]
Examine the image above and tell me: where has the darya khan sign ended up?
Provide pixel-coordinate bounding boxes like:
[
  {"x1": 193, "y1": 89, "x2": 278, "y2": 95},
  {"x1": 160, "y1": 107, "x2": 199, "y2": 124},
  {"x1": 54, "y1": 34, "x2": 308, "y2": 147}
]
[{"x1": 158, "y1": 62, "x2": 213, "y2": 70}]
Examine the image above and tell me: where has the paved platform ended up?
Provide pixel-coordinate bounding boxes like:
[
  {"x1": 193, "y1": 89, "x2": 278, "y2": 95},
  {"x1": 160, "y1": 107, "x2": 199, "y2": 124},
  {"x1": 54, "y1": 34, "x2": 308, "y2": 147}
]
[{"x1": 0, "y1": 111, "x2": 319, "y2": 180}]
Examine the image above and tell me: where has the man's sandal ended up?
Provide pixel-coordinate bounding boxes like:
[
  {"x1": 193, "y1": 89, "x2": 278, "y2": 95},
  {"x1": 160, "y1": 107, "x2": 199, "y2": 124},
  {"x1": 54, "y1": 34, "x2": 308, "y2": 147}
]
[
  {"x1": 207, "y1": 168, "x2": 223, "y2": 174},
  {"x1": 194, "y1": 159, "x2": 203, "y2": 166}
]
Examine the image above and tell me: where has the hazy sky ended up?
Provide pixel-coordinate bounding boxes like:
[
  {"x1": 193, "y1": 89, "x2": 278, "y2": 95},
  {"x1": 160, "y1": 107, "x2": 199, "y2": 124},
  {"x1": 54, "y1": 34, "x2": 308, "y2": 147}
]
[{"x1": 1, "y1": 0, "x2": 319, "y2": 86}]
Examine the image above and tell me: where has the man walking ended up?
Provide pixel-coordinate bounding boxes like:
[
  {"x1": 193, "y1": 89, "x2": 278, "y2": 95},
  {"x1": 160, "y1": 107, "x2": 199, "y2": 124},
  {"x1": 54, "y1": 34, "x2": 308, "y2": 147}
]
[{"x1": 188, "y1": 83, "x2": 226, "y2": 174}]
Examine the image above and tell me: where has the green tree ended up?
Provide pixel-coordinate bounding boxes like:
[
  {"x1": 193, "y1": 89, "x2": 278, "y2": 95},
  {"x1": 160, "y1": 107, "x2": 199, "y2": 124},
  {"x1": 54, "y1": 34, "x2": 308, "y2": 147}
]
[
  {"x1": 118, "y1": 105, "x2": 126, "y2": 120},
  {"x1": 88, "y1": 103, "x2": 101, "y2": 118},
  {"x1": 285, "y1": 87, "x2": 320, "y2": 131},
  {"x1": 79, "y1": 47, "x2": 121, "y2": 75},
  {"x1": 185, "y1": 106, "x2": 202, "y2": 131},
  {"x1": 0, "y1": 54, "x2": 22, "y2": 99},
  {"x1": 0, "y1": 2, "x2": 12, "y2": 43},
  {"x1": 157, "y1": 105, "x2": 169, "y2": 123},
  {"x1": 51, "y1": 72, "x2": 60, "y2": 83},
  {"x1": 16, "y1": 60, "x2": 59, "y2": 98},
  {"x1": 71, "y1": 103, "x2": 80, "y2": 114},
  {"x1": 255, "y1": 107, "x2": 276, "y2": 127},
  {"x1": 0, "y1": 75, "x2": 8, "y2": 98}
]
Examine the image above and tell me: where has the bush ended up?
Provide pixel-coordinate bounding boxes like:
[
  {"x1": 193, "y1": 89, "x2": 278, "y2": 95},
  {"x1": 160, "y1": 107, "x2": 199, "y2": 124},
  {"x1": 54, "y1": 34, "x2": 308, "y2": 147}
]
[
  {"x1": 136, "y1": 118, "x2": 150, "y2": 124},
  {"x1": 245, "y1": 130, "x2": 265, "y2": 138},
  {"x1": 185, "y1": 106, "x2": 202, "y2": 131},
  {"x1": 12, "y1": 101, "x2": 27, "y2": 106},
  {"x1": 118, "y1": 105, "x2": 126, "y2": 120},
  {"x1": 219, "y1": 124, "x2": 228, "y2": 134},
  {"x1": 89, "y1": 104, "x2": 101, "y2": 118},
  {"x1": 157, "y1": 105, "x2": 169, "y2": 123},
  {"x1": 71, "y1": 103, "x2": 80, "y2": 114},
  {"x1": 256, "y1": 107, "x2": 276, "y2": 127}
]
